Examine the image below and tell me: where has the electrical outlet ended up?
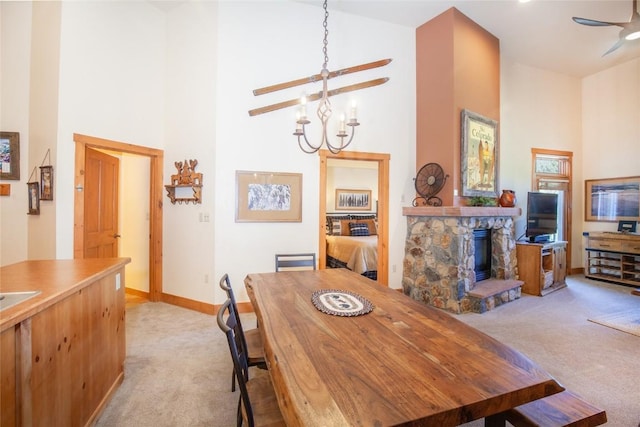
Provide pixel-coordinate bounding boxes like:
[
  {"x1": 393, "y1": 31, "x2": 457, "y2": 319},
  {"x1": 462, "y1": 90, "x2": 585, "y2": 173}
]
[
  {"x1": 115, "y1": 273, "x2": 121, "y2": 290},
  {"x1": 204, "y1": 274, "x2": 209, "y2": 283}
]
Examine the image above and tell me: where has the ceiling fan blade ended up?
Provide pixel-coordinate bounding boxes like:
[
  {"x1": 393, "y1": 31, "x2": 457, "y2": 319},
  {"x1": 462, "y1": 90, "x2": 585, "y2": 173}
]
[
  {"x1": 572, "y1": 16, "x2": 624, "y2": 27},
  {"x1": 602, "y1": 38, "x2": 625, "y2": 56}
]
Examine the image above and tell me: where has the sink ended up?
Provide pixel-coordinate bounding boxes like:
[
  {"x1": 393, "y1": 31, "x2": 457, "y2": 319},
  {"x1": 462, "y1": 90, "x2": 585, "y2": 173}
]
[{"x1": 0, "y1": 291, "x2": 41, "y2": 311}]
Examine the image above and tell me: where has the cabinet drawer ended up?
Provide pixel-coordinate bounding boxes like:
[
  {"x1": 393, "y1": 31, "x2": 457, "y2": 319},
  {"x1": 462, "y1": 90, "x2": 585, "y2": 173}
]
[
  {"x1": 588, "y1": 239, "x2": 622, "y2": 252},
  {"x1": 622, "y1": 241, "x2": 640, "y2": 255}
]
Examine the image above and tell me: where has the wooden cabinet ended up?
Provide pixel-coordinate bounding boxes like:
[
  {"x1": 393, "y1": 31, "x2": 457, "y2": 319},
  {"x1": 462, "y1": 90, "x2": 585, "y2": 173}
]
[
  {"x1": 516, "y1": 241, "x2": 567, "y2": 296},
  {"x1": 584, "y1": 232, "x2": 640, "y2": 287},
  {"x1": 0, "y1": 258, "x2": 129, "y2": 427}
]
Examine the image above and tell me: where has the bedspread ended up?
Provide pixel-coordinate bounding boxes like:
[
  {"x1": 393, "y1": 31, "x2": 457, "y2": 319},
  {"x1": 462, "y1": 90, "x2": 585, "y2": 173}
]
[{"x1": 326, "y1": 235, "x2": 378, "y2": 274}]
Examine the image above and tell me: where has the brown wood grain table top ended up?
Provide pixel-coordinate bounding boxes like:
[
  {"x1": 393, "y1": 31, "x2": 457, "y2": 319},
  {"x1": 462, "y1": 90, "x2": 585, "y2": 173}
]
[{"x1": 245, "y1": 268, "x2": 564, "y2": 427}]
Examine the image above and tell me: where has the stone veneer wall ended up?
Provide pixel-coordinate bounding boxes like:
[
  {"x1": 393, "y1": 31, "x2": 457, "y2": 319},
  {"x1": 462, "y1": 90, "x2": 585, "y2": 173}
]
[{"x1": 403, "y1": 214, "x2": 518, "y2": 314}]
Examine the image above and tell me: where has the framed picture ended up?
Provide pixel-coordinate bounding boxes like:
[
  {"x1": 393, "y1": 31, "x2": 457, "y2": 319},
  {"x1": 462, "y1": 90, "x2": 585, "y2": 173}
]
[
  {"x1": 585, "y1": 176, "x2": 640, "y2": 222},
  {"x1": 235, "y1": 171, "x2": 302, "y2": 222},
  {"x1": 40, "y1": 165, "x2": 54, "y2": 201},
  {"x1": 335, "y1": 189, "x2": 372, "y2": 211},
  {"x1": 27, "y1": 182, "x2": 40, "y2": 215},
  {"x1": 460, "y1": 109, "x2": 499, "y2": 197},
  {"x1": 1, "y1": 131, "x2": 20, "y2": 180}
]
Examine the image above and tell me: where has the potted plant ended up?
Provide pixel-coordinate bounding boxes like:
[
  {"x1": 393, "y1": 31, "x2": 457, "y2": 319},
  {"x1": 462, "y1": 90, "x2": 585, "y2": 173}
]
[{"x1": 468, "y1": 196, "x2": 497, "y2": 207}]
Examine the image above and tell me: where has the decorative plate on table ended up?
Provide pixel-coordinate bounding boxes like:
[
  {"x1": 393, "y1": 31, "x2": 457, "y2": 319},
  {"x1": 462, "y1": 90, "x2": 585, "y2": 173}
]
[{"x1": 311, "y1": 289, "x2": 374, "y2": 317}]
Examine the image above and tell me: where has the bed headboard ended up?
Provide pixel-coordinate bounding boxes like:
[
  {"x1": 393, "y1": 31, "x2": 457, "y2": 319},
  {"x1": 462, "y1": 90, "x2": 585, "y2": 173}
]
[{"x1": 326, "y1": 213, "x2": 377, "y2": 236}]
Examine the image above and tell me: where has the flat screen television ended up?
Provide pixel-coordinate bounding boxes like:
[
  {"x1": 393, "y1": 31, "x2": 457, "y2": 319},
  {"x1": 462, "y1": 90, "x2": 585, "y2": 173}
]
[{"x1": 526, "y1": 192, "x2": 558, "y2": 242}]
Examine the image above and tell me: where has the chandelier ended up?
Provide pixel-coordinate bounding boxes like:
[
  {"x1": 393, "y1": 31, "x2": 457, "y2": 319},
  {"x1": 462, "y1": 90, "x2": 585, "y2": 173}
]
[{"x1": 293, "y1": 0, "x2": 359, "y2": 154}]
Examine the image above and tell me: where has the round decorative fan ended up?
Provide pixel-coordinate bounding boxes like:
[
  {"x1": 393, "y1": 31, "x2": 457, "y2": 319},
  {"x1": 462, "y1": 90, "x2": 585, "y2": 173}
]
[{"x1": 413, "y1": 163, "x2": 448, "y2": 207}]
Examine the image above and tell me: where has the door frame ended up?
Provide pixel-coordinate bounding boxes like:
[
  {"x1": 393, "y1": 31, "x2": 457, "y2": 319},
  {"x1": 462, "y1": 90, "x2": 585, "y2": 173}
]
[
  {"x1": 319, "y1": 149, "x2": 390, "y2": 285},
  {"x1": 74, "y1": 133, "x2": 164, "y2": 301},
  {"x1": 531, "y1": 148, "x2": 573, "y2": 274}
]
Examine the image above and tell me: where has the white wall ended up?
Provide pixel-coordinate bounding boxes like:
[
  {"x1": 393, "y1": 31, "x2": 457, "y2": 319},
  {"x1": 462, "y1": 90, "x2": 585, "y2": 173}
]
[
  {"x1": 500, "y1": 59, "x2": 584, "y2": 266},
  {"x1": 581, "y1": 57, "x2": 640, "y2": 238},
  {"x1": 163, "y1": 2, "x2": 218, "y2": 301},
  {"x1": 56, "y1": 1, "x2": 167, "y2": 258},
  {"x1": 0, "y1": 2, "x2": 31, "y2": 266},
  {"x1": 213, "y1": 1, "x2": 415, "y2": 299},
  {"x1": 327, "y1": 162, "x2": 379, "y2": 214},
  {"x1": 120, "y1": 154, "x2": 150, "y2": 292}
]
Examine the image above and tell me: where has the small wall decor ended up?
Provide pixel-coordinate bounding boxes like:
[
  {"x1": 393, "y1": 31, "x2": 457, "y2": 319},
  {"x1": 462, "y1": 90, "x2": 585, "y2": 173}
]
[
  {"x1": 27, "y1": 181, "x2": 40, "y2": 215},
  {"x1": 40, "y1": 166, "x2": 54, "y2": 200},
  {"x1": 1, "y1": 131, "x2": 20, "y2": 180},
  {"x1": 165, "y1": 159, "x2": 203, "y2": 205},
  {"x1": 235, "y1": 170, "x2": 302, "y2": 222},
  {"x1": 461, "y1": 109, "x2": 499, "y2": 198},
  {"x1": 335, "y1": 189, "x2": 372, "y2": 211},
  {"x1": 39, "y1": 148, "x2": 54, "y2": 201},
  {"x1": 585, "y1": 176, "x2": 640, "y2": 222}
]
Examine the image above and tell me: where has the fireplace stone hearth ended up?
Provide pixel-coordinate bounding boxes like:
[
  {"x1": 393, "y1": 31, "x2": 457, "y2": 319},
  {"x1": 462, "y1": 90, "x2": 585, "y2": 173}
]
[{"x1": 402, "y1": 206, "x2": 522, "y2": 314}]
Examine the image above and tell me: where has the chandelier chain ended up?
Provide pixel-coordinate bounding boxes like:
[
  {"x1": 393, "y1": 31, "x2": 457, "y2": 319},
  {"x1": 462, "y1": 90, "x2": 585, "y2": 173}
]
[
  {"x1": 322, "y1": 1, "x2": 329, "y2": 69},
  {"x1": 293, "y1": 0, "x2": 360, "y2": 154}
]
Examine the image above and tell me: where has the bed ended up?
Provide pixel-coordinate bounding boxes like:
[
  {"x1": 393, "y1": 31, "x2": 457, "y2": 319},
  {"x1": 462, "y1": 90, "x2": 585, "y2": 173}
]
[{"x1": 325, "y1": 215, "x2": 378, "y2": 280}]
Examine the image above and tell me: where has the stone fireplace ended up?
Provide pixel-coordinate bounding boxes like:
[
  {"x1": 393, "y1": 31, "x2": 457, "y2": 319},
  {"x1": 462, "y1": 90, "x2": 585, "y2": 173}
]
[{"x1": 402, "y1": 206, "x2": 522, "y2": 314}]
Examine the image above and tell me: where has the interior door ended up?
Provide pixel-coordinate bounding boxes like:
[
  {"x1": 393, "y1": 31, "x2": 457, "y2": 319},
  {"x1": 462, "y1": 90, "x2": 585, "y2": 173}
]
[{"x1": 84, "y1": 148, "x2": 119, "y2": 258}]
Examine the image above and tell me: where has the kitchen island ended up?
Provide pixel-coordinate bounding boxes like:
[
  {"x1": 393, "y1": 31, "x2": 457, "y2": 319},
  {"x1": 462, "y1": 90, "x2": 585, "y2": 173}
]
[{"x1": 1, "y1": 258, "x2": 130, "y2": 427}]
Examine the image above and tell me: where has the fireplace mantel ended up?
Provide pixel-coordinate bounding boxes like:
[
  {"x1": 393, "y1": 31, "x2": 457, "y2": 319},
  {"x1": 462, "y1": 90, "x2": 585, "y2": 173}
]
[{"x1": 403, "y1": 206, "x2": 521, "y2": 218}]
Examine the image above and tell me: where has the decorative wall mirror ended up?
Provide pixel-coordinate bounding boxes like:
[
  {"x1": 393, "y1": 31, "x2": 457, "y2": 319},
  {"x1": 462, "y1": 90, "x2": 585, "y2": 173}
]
[{"x1": 165, "y1": 159, "x2": 203, "y2": 205}]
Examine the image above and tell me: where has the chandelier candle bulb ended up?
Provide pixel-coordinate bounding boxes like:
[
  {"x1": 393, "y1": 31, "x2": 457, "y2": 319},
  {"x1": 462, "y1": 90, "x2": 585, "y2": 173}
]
[
  {"x1": 350, "y1": 101, "x2": 357, "y2": 119},
  {"x1": 300, "y1": 96, "x2": 307, "y2": 120}
]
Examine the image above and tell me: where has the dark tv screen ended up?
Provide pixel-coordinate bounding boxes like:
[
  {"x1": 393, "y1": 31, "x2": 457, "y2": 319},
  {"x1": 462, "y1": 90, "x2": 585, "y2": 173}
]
[{"x1": 526, "y1": 192, "x2": 558, "y2": 238}]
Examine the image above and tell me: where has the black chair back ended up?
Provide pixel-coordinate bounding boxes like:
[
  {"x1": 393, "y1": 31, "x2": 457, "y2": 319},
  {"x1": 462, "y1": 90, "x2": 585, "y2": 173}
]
[
  {"x1": 274, "y1": 253, "x2": 316, "y2": 271},
  {"x1": 217, "y1": 298, "x2": 255, "y2": 427}
]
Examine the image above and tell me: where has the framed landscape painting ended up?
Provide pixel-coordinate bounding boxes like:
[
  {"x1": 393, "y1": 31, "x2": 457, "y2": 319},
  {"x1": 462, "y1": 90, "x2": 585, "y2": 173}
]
[
  {"x1": 235, "y1": 170, "x2": 302, "y2": 222},
  {"x1": 585, "y1": 176, "x2": 640, "y2": 222},
  {"x1": 335, "y1": 189, "x2": 372, "y2": 211}
]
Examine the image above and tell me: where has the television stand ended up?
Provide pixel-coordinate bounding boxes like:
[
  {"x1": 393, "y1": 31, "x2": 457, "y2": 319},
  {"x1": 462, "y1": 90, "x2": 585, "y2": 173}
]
[
  {"x1": 584, "y1": 232, "x2": 640, "y2": 287},
  {"x1": 516, "y1": 241, "x2": 567, "y2": 296}
]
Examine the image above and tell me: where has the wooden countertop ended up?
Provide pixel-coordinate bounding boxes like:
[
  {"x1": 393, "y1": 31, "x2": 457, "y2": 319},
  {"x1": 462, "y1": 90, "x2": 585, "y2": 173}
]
[{"x1": 0, "y1": 258, "x2": 130, "y2": 332}]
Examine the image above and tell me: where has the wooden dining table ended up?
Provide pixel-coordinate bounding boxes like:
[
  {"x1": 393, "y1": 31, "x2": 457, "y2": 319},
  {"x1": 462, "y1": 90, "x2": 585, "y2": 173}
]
[{"x1": 244, "y1": 268, "x2": 565, "y2": 426}]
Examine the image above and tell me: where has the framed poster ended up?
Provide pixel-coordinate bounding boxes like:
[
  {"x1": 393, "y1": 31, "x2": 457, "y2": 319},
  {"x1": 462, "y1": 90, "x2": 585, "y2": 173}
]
[
  {"x1": 40, "y1": 165, "x2": 54, "y2": 200},
  {"x1": 27, "y1": 182, "x2": 40, "y2": 215},
  {"x1": 335, "y1": 189, "x2": 372, "y2": 211},
  {"x1": 1, "y1": 132, "x2": 20, "y2": 180},
  {"x1": 460, "y1": 109, "x2": 499, "y2": 197},
  {"x1": 235, "y1": 171, "x2": 302, "y2": 222},
  {"x1": 585, "y1": 176, "x2": 640, "y2": 222}
]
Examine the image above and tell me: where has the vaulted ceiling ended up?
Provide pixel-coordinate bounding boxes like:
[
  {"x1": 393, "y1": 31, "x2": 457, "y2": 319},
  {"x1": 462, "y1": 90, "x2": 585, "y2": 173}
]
[{"x1": 307, "y1": 0, "x2": 640, "y2": 78}]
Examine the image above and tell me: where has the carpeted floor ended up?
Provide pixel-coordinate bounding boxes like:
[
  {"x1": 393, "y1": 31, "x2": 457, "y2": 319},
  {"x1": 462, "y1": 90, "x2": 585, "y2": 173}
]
[
  {"x1": 589, "y1": 310, "x2": 640, "y2": 337},
  {"x1": 94, "y1": 275, "x2": 640, "y2": 427}
]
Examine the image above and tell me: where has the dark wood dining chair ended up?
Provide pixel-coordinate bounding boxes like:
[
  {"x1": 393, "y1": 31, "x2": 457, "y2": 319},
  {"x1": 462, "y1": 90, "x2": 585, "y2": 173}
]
[
  {"x1": 274, "y1": 253, "x2": 316, "y2": 271},
  {"x1": 219, "y1": 274, "x2": 266, "y2": 392},
  {"x1": 217, "y1": 299, "x2": 285, "y2": 427}
]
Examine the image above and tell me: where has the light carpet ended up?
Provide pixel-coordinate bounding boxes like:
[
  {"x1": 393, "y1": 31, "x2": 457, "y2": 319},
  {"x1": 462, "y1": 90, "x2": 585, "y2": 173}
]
[
  {"x1": 589, "y1": 309, "x2": 640, "y2": 337},
  {"x1": 94, "y1": 301, "x2": 237, "y2": 427}
]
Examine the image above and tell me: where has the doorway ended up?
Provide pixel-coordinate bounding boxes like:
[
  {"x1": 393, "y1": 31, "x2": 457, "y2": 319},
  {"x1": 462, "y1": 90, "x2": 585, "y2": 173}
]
[
  {"x1": 531, "y1": 148, "x2": 573, "y2": 273},
  {"x1": 319, "y1": 149, "x2": 390, "y2": 285},
  {"x1": 73, "y1": 133, "x2": 164, "y2": 301}
]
